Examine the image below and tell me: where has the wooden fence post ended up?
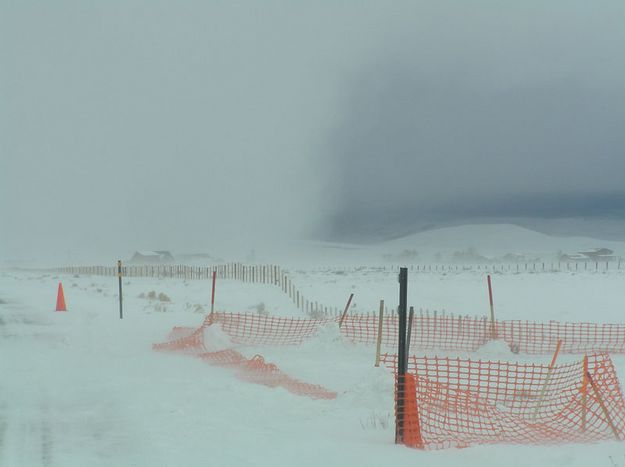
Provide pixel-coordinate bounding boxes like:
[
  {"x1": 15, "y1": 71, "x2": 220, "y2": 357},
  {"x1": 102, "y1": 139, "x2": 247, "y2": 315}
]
[
  {"x1": 532, "y1": 339, "x2": 562, "y2": 420},
  {"x1": 338, "y1": 293, "x2": 355, "y2": 328},
  {"x1": 375, "y1": 300, "x2": 384, "y2": 367},
  {"x1": 487, "y1": 275, "x2": 496, "y2": 338}
]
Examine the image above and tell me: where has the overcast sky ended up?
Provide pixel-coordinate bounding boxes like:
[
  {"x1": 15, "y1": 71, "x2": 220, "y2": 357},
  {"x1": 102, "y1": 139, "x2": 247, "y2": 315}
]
[
  {"x1": 327, "y1": 1, "x2": 625, "y2": 239},
  {"x1": 2, "y1": 2, "x2": 625, "y2": 263}
]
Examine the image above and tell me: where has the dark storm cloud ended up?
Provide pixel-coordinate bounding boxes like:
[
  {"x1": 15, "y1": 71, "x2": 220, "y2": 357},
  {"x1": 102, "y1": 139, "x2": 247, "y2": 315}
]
[{"x1": 327, "y1": 2, "x2": 625, "y2": 240}]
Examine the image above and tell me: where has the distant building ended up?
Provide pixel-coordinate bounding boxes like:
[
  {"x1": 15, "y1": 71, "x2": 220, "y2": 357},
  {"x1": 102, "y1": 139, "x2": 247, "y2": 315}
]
[
  {"x1": 578, "y1": 248, "x2": 614, "y2": 259},
  {"x1": 560, "y1": 248, "x2": 618, "y2": 262},
  {"x1": 129, "y1": 250, "x2": 175, "y2": 264}
]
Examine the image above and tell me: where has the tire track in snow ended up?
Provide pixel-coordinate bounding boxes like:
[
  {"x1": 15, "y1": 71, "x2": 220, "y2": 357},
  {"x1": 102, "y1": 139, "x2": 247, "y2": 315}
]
[
  {"x1": 0, "y1": 296, "x2": 52, "y2": 466},
  {"x1": 0, "y1": 284, "x2": 146, "y2": 466}
]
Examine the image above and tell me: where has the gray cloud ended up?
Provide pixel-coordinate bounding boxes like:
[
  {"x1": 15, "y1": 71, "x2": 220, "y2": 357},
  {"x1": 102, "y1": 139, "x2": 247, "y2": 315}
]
[
  {"x1": 1, "y1": 1, "x2": 362, "y2": 263},
  {"x1": 3, "y1": 2, "x2": 625, "y2": 264}
]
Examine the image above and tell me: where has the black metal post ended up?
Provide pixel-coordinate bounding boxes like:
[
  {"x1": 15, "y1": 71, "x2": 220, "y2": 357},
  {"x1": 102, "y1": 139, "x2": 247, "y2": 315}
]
[
  {"x1": 117, "y1": 260, "x2": 123, "y2": 319},
  {"x1": 395, "y1": 267, "x2": 408, "y2": 444}
]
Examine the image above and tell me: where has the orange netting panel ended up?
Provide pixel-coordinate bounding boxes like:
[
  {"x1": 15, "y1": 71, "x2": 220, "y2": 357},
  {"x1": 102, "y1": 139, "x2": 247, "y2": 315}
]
[
  {"x1": 200, "y1": 312, "x2": 492, "y2": 351},
  {"x1": 340, "y1": 314, "x2": 491, "y2": 351},
  {"x1": 153, "y1": 319, "x2": 336, "y2": 400},
  {"x1": 498, "y1": 321, "x2": 625, "y2": 354},
  {"x1": 167, "y1": 326, "x2": 198, "y2": 341},
  {"x1": 154, "y1": 312, "x2": 625, "y2": 355},
  {"x1": 198, "y1": 350, "x2": 337, "y2": 400},
  {"x1": 383, "y1": 353, "x2": 625, "y2": 449},
  {"x1": 153, "y1": 327, "x2": 205, "y2": 353},
  {"x1": 342, "y1": 315, "x2": 625, "y2": 354},
  {"x1": 203, "y1": 312, "x2": 329, "y2": 346}
]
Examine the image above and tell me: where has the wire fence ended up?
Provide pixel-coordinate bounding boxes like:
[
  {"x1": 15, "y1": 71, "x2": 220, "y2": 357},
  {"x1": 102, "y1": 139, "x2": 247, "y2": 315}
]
[
  {"x1": 52, "y1": 263, "x2": 343, "y2": 318},
  {"x1": 45, "y1": 260, "x2": 625, "y2": 321},
  {"x1": 288, "y1": 261, "x2": 624, "y2": 274}
]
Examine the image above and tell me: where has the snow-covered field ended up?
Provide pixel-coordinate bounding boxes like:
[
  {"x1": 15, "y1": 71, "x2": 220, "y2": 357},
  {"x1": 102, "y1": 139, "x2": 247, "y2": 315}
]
[{"x1": 3, "y1": 260, "x2": 625, "y2": 467}]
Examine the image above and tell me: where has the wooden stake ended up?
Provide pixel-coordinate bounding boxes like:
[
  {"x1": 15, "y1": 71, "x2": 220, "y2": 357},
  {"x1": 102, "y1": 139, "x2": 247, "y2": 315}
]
[
  {"x1": 487, "y1": 275, "x2": 496, "y2": 338},
  {"x1": 338, "y1": 293, "x2": 354, "y2": 328},
  {"x1": 587, "y1": 369, "x2": 620, "y2": 440},
  {"x1": 210, "y1": 271, "x2": 216, "y2": 316},
  {"x1": 117, "y1": 260, "x2": 123, "y2": 319},
  {"x1": 374, "y1": 300, "x2": 384, "y2": 367},
  {"x1": 581, "y1": 355, "x2": 588, "y2": 432},
  {"x1": 531, "y1": 339, "x2": 562, "y2": 421}
]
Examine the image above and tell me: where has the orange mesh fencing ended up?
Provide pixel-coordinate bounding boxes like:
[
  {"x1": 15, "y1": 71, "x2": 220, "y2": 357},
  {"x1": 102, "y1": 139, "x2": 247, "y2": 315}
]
[
  {"x1": 383, "y1": 353, "x2": 625, "y2": 449},
  {"x1": 153, "y1": 326, "x2": 205, "y2": 353},
  {"x1": 498, "y1": 320, "x2": 625, "y2": 354},
  {"x1": 202, "y1": 312, "x2": 328, "y2": 346},
  {"x1": 198, "y1": 350, "x2": 337, "y2": 400},
  {"x1": 153, "y1": 317, "x2": 336, "y2": 400},
  {"x1": 340, "y1": 314, "x2": 491, "y2": 351},
  {"x1": 342, "y1": 314, "x2": 625, "y2": 354},
  {"x1": 189, "y1": 312, "x2": 625, "y2": 356},
  {"x1": 199, "y1": 312, "x2": 493, "y2": 351},
  {"x1": 167, "y1": 326, "x2": 197, "y2": 341}
]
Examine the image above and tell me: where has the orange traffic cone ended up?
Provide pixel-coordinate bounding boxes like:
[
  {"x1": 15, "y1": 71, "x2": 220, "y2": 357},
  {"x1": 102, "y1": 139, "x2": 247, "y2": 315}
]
[
  {"x1": 56, "y1": 282, "x2": 67, "y2": 312},
  {"x1": 403, "y1": 374, "x2": 424, "y2": 449}
]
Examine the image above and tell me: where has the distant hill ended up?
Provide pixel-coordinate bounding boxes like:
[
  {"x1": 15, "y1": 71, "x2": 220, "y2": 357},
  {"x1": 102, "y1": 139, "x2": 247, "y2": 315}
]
[
  {"x1": 270, "y1": 223, "x2": 625, "y2": 266},
  {"x1": 373, "y1": 223, "x2": 625, "y2": 262}
]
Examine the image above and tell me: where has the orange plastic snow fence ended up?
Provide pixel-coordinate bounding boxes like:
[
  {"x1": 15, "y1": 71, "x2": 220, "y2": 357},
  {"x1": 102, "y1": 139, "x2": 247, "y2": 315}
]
[
  {"x1": 340, "y1": 313, "x2": 625, "y2": 355},
  {"x1": 385, "y1": 353, "x2": 625, "y2": 449},
  {"x1": 201, "y1": 312, "x2": 327, "y2": 346},
  {"x1": 198, "y1": 349, "x2": 336, "y2": 400},
  {"x1": 55, "y1": 282, "x2": 67, "y2": 311},
  {"x1": 152, "y1": 326, "x2": 205, "y2": 353},
  {"x1": 152, "y1": 318, "x2": 337, "y2": 400},
  {"x1": 177, "y1": 311, "x2": 625, "y2": 355}
]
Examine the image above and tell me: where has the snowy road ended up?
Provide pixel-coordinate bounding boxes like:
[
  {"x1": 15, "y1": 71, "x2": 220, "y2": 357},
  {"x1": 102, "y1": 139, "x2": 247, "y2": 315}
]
[{"x1": 3, "y1": 269, "x2": 625, "y2": 466}]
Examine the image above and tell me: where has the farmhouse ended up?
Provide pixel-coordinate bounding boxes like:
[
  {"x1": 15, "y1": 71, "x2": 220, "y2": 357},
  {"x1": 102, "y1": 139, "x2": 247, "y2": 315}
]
[
  {"x1": 560, "y1": 248, "x2": 618, "y2": 262},
  {"x1": 129, "y1": 250, "x2": 175, "y2": 264}
]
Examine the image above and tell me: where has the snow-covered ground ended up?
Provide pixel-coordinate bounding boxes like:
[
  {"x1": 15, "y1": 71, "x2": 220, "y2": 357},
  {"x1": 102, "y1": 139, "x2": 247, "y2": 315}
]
[
  {"x1": 257, "y1": 223, "x2": 625, "y2": 267},
  {"x1": 3, "y1": 260, "x2": 625, "y2": 466}
]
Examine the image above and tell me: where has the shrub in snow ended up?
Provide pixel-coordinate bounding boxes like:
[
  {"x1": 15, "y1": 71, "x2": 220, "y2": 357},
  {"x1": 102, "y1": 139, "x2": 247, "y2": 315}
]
[
  {"x1": 310, "y1": 308, "x2": 326, "y2": 319},
  {"x1": 158, "y1": 292, "x2": 171, "y2": 302},
  {"x1": 359, "y1": 412, "x2": 391, "y2": 431},
  {"x1": 141, "y1": 291, "x2": 170, "y2": 301}
]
